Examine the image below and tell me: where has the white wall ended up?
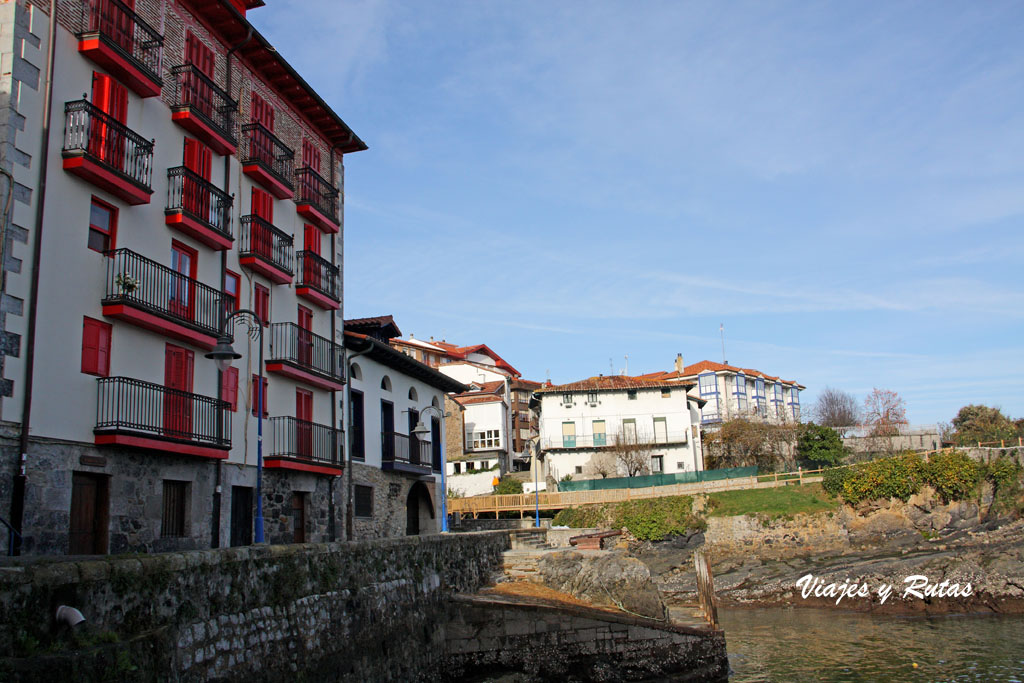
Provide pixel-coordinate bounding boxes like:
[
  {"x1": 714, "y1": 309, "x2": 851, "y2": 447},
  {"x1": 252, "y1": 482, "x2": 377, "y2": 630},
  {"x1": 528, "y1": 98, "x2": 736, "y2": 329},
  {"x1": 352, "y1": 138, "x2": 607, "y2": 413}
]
[{"x1": 438, "y1": 363, "x2": 508, "y2": 386}]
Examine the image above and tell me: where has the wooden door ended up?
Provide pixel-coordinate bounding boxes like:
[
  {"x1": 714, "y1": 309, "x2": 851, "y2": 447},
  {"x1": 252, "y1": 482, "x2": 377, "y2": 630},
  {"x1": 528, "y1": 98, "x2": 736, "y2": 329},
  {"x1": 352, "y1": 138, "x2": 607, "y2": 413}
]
[
  {"x1": 291, "y1": 493, "x2": 306, "y2": 543},
  {"x1": 184, "y1": 31, "x2": 215, "y2": 117},
  {"x1": 97, "y1": 0, "x2": 135, "y2": 57},
  {"x1": 183, "y1": 138, "x2": 213, "y2": 221},
  {"x1": 297, "y1": 305, "x2": 313, "y2": 366},
  {"x1": 69, "y1": 473, "x2": 108, "y2": 554},
  {"x1": 251, "y1": 188, "x2": 274, "y2": 258},
  {"x1": 91, "y1": 73, "x2": 128, "y2": 170},
  {"x1": 164, "y1": 344, "x2": 194, "y2": 437},
  {"x1": 303, "y1": 225, "x2": 321, "y2": 289},
  {"x1": 169, "y1": 241, "x2": 197, "y2": 320},
  {"x1": 296, "y1": 388, "x2": 313, "y2": 459},
  {"x1": 230, "y1": 486, "x2": 253, "y2": 546},
  {"x1": 381, "y1": 400, "x2": 394, "y2": 461},
  {"x1": 408, "y1": 408, "x2": 420, "y2": 465},
  {"x1": 250, "y1": 92, "x2": 275, "y2": 166}
]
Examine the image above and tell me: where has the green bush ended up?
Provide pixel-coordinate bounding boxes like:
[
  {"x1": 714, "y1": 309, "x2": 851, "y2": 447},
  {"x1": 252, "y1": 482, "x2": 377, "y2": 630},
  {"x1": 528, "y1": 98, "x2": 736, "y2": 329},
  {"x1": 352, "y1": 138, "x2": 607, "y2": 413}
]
[
  {"x1": 551, "y1": 505, "x2": 608, "y2": 528},
  {"x1": 838, "y1": 452, "x2": 925, "y2": 504},
  {"x1": 797, "y1": 423, "x2": 848, "y2": 468},
  {"x1": 494, "y1": 476, "x2": 524, "y2": 495},
  {"x1": 614, "y1": 496, "x2": 704, "y2": 541},
  {"x1": 983, "y1": 456, "x2": 1021, "y2": 490},
  {"x1": 923, "y1": 450, "x2": 981, "y2": 503},
  {"x1": 822, "y1": 466, "x2": 853, "y2": 497}
]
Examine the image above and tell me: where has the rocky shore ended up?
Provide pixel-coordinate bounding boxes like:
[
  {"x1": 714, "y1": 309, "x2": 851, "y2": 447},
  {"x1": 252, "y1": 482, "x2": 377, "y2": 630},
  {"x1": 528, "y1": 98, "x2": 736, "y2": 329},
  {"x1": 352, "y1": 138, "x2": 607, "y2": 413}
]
[{"x1": 632, "y1": 489, "x2": 1024, "y2": 616}]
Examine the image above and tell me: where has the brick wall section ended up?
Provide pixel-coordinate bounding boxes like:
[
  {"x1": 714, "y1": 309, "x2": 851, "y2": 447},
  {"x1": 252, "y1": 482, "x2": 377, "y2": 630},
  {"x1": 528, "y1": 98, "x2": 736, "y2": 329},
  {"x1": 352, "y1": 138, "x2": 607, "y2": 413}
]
[{"x1": 0, "y1": 531, "x2": 511, "y2": 681}]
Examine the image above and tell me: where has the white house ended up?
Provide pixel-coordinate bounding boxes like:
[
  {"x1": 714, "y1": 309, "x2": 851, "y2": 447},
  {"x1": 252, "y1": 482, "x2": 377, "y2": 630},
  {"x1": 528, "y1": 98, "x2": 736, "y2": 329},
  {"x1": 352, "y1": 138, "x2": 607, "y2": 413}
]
[
  {"x1": 343, "y1": 322, "x2": 467, "y2": 538},
  {"x1": 536, "y1": 375, "x2": 705, "y2": 482},
  {"x1": 641, "y1": 356, "x2": 804, "y2": 427}
]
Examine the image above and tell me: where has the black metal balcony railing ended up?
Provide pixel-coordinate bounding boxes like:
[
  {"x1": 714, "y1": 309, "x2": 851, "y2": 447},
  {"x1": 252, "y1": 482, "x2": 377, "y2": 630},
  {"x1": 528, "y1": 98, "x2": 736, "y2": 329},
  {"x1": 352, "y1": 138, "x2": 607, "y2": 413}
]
[
  {"x1": 96, "y1": 377, "x2": 231, "y2": 448},
  {"x1": 296, "y1": 251, "x2": 341, "y2": 302},
  {"x1": 103, "y1": 248, "x2": 225, "y2": 337},
  {"x1": 170, "y1": 64, "x2": 237, "y2": 145},
  {"x1": 295, "y1": 166, "x2": 339, "y2": 222},
  {"x1": 64, "y1": 99, "x2": 154, "y2": 189},
  {"x1": 79, "y1": 0, "x2": 164, "y2": 85},
  {"x1": 381, "y1": 431, "x2": 431, "y2": 468},
  {"x1": 239, "y1": 215, "x2": 294, "y2": 274},
  {"x1": 268, "y1": 323, "x2": 343, "y2": 381},
  {"x1": 269, "y1": 416, "x2": 342, "y2": 465},
  {"x1": 166, "y1": 166, "x2": 233, "y2": 239},
  {"x1": 241, "y1": 122, "x2": 294, "y2": 189}
]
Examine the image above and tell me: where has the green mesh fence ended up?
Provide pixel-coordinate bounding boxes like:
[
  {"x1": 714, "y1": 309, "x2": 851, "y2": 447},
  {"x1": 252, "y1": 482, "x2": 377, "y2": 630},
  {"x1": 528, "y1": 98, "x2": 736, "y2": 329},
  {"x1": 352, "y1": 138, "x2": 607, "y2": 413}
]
[{"x1": 557, "y1": 466, "x2": 758, "y2": 492}]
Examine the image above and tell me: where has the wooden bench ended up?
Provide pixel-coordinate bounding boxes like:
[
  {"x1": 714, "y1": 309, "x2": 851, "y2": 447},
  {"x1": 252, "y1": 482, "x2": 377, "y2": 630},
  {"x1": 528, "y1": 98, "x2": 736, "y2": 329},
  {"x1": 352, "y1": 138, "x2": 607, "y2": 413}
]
[{"x1": 568, "y1": 530, "x2": 622, "y2": 550}]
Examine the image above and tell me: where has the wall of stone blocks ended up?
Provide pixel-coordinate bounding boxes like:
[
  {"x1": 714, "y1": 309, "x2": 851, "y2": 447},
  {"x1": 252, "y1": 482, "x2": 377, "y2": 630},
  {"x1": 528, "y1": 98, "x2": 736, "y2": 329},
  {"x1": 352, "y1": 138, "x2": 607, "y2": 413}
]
[
  {"x1": 349, "y1": 460, "x2": 438, "y2": 539},
  {"x1": 0, "y1": 530, "x2": 511, "y2": 681}
]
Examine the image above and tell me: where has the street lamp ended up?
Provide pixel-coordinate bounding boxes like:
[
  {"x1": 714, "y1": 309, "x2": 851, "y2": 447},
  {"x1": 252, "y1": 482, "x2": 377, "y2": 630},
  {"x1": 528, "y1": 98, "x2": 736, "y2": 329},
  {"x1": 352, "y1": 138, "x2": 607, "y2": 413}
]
[
  {"x1": 410, "y1": 404, "x2": 449, "y2": 532},
  {"x1": 206, "y1": 309, "x2": 264, "y2": 543}
]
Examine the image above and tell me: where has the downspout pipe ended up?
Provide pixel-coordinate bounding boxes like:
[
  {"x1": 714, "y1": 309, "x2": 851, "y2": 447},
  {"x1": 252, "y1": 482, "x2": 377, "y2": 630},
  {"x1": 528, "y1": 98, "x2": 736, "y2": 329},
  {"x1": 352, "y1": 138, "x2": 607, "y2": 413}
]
[
  {"x1": 329, "y1": 145, "x2": 341, "y2": 541},
  {"x1": 11, "y1": 0, "x2": 57, "y2": 556}
]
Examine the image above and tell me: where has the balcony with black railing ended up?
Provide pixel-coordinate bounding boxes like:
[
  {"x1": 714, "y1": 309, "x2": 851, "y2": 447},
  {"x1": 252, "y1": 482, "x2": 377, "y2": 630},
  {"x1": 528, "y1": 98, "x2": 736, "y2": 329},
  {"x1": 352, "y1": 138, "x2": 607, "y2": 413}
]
[
  {"x1": 267, "y1": 417, "x2": 343, "y2": 474},
  {"x1": 62, "y1": 99, "x2": 154, "y2": 205},
  {"x1": 266, "y1": 322, "x2": 344, "y2": 391},
  {"x1": 294, "y1": 166, "x2": 340, "y2": 233},
  {"x1": 381, "y1": 431, "x2": 432, "y2": 476},
  {"x1": 94, "y1": 377, "x2": 231, "y2": 458},
  {"x1": 240, "y1": 122, "x2": 294, "y2": 199},
  {"x1": 101, "y1": 248, "x2": 225, "y2": 349},
  {"x1": 170, "y1": 64, "x2": 238, "y2": 155},
  {"x1": 295, "y1": 251, "x2": 341, "y2": 311},
  {"x1": 239, "y1": 215, "x2": 294, "y2": 284},
  {"x1": 165, "y1": 166, "x2": 234, "y2": 250},
  {"x1": 77, "y1": 0, "x2": 164, "y2": 97}
]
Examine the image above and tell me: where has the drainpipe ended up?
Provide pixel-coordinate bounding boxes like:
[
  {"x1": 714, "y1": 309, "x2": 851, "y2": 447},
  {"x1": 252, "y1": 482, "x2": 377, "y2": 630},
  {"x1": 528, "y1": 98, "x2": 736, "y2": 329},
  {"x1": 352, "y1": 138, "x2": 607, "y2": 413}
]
[
  {"x1": 10, "y1": 0, "x2": 57, "y2": 556},
  {"x1": 329, "y1": 145, "x2": 343, "y2": 541}
]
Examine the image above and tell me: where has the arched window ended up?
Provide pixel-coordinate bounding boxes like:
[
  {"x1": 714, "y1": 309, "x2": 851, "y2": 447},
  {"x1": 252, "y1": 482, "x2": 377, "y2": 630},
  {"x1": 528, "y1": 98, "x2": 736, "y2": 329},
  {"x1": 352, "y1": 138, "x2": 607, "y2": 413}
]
[
  {"x1": 381, "y1": 375, "x2": 392, "y2": 392},
  {"x1": 349, "y1": 362, "x2": 362, "y2": 381},
  {"x1": 408, "y1": 387, "x2": 418, "y2": 402},
  {"x1": 431, "y1": 396, "x2": 440, "y2": 409}
]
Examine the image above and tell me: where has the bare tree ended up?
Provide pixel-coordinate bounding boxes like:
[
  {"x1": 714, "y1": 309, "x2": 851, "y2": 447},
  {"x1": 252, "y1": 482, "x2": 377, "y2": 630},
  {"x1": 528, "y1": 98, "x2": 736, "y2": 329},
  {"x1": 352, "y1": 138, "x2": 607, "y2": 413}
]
[
  {"x1": 703, "y1": 419, "x2": 796, "y2": 471},
  {"x1": 863, "y1": 388, "x2": 908, "y2": 437},
  {"x1": 812, "y1": 387, "x2": 861, "y2": 434},
  {"x1": 585, "y1": 451, "x2": 618, "y2": 479},
  {"x1": 610, "y1": 430, "x2": 655, "y2": 477}
]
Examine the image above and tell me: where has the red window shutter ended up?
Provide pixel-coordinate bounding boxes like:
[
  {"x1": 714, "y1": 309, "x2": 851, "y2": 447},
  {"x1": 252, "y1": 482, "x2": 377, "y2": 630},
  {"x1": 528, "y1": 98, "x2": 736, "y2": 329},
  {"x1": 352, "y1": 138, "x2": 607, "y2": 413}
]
[
  {"x1": 251, "y1": 92, "x2": 274, "y2": 131},
  {"x1": 302, "y1": 139, "x2": 320, "y2": 173},
  {"x1": 92, "y1": 74, "x2": 128, "y2": 123},
  {"x1": 81, "y1": 317, "x2": 111, "y2": 376},
  {"x1": 251, "y1": 187, "x2": 273, "y2": 222},
  {"x1": 222, "y1": 366, "x2": 239, "y2": 411},
  {"x1": 184, "y1": 138, "x2": 212, "y2": 181},
  {"x1": 303, "y1": 224, "x2": 319, "y2": 254},
  {"x1": 296, "y1": 389, "x2": 312, "y2": 422},
  {"x1": 252, "y1": 374, "x2": 268, "y2": 417},
  {"x1": 297, "y1": 305, "x2": 313, "y2": 331},
  {"x1": 185, "y1": 31, "x2": 215, "y2": 77}
]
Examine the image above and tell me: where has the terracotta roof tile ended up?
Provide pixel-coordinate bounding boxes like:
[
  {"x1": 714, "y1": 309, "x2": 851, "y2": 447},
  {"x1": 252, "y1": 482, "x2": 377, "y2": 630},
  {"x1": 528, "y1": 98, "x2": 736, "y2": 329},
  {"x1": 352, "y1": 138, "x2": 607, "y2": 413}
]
[{"x1": 537, "y1": 375, "x2": 692, "y2": 393}]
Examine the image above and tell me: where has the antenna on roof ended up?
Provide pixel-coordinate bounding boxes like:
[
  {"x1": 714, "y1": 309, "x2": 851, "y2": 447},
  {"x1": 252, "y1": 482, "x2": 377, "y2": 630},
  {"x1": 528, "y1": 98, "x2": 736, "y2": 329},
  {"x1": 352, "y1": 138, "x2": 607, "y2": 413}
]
[
  {"x1": 609, "y1": 358, "x2": 614, "y2": 375},
  {"x1": 720, "y1": 323, "x2": 727, "y2": 365},
  {"x1": 624, "y1": 354, "x2": 629, "y2": 376},
  {"x1": 546, "y1": 369, "x2": 550, "y2": 383}
]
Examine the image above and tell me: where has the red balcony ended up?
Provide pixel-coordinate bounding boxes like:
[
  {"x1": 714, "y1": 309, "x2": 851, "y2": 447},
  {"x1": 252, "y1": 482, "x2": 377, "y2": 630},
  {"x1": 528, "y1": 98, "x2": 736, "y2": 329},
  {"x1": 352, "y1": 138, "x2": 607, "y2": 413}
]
[
  {"x1": 95, "y1": 377, "x2": 231, "y2": 459},
  {"x1": 265, "y1": 323, "x2": 344, "y2": 391},
  {"x1": 164, "y1": 166, "x2": 234, "y2": 250},
  {"x1": 266, "y1": 417, "x2": 343, "y2": 475},
  {"x1": 101, "y1": 249, "x2": 224, "y2": 350},
  {"x1": 241, "y1": 122, "x2": 294, "y2": 199},
  {"x1": 62, "y1": 99, "x2": 154, "y2": 205},
  {"x1": 76, "y1": 0, "x2": 164, "y2": 98},
  {"x1": 169, "y1": 64, "x2": 238, "y2": 155},
  {"x1": 239, "y1": 215, "x2": 294, "y2": 284},
  {"x1": 294, "y1": 166, "x2": 340, "y2": 233},
  {"x1": 295, "y1": 251, "x2": 341, "y2": 311}
]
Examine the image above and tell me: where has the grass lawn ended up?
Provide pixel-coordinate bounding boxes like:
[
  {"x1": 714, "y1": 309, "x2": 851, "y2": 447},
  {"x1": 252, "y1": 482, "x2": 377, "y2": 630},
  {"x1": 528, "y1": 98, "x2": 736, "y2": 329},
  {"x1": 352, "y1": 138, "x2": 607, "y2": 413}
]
[{"x1": 705, "y1": 483, "x2": 838, "y2": 519}]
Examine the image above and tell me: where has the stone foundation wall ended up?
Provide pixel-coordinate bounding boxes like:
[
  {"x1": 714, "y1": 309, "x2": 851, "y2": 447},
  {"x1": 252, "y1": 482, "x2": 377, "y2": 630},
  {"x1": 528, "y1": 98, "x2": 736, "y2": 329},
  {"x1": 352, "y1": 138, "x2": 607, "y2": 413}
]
[
  {"x1": 0, "y1": 531, "x2": 511, "y2": 681},
  {"x1": 349, "y1": 461, "x2": 437, "y2": 539}
]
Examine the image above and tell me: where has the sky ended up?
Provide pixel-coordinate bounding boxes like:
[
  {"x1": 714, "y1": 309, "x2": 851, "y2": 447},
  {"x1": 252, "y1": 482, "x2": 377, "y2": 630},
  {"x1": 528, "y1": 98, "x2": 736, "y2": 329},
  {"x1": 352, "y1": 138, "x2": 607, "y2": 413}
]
[{"x1": 250, "y1": 1, "x2": 1024, "y2": 426}]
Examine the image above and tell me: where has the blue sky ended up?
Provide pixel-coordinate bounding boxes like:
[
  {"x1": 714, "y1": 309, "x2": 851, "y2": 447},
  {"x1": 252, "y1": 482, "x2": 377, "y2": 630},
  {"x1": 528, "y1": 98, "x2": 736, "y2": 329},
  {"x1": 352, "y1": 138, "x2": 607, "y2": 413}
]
[{"x1": 251, "y1": 1, "x2": 1024, "y2": 426}]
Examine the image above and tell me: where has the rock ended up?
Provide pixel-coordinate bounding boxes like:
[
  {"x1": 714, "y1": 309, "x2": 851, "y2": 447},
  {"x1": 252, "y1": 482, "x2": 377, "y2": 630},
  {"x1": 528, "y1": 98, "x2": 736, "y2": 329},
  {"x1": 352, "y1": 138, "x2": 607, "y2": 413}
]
[{"x1": 536, "y1": 550, "x2": 667, "y2": 620}]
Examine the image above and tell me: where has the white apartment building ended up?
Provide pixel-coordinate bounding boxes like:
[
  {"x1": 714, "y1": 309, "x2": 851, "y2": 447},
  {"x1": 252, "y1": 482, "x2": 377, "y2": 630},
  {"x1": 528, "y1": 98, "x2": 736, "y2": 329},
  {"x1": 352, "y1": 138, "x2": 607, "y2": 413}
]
[
  {"x1": 641, "y1": 357, "x2": 804, "y2": 427},
  {"x1": 0, "y1": 0, "x2": 364, "y2": 555},
  {"x1": 536, "y1": 376, "x2": 705, "y2": 481}
]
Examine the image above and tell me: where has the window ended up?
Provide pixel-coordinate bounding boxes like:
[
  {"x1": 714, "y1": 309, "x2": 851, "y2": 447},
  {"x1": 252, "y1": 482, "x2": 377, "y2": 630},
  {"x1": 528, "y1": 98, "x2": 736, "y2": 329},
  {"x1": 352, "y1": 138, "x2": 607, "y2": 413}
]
[
  {"x1": 254, "y1": 283, "x2": 270, "y2": 326},
  {"x1": 653, "y1": 417, "x2": 667, "y2": 443},
  {"x1": 302, "y1": 138, "x2": 321, "y2": 173},
  {"x1": 408, "y1": 387, "x2": 418, "y2": 401},
  {"x1": 622, "y1": 418, "x2": 637, "y2": 442},
  {"x1": 221, "y1": 366, "x2": 238, "y2": 411},
  {"x1": 380, "y1": 376, "x2": 392, "y2": 391},
  {"x1": 677, "y1": 462, "x2": 686, "y2": 470},
  {"x1": 592, "y1": 420, "x2": 606, "y2": 447},
  {"x1": 88, "y1": 198, "x2": 116, "y2": 252},
  {"x1": 350, "y1": 390, "x2": 364, "y2": 461},
  {"x1": 471, "y1": 430, "x2": 500, "y2": 449},
  {"x1": 562, "y1": 392, "x2": 573, "y2": 406},
  {"x1": 561, "y1": 421, "x2": 576, "y2": 448},
  {"x1": 161, "y1": 480, "x2": 189, "y2": 537},
  {"x1": 453, "y1": 463, "x2": 461, "y2": 474},
  {"x1": 586, "y1": 391, "x2": 598, "y2": 404},
  {"x1": 354, "y1": 485, "x2": 373, "y2": 518},
  {"x1": 735, "y1": 373, "x2": 747, "y2": 413},
  {"x1": 224, "y1": 270, "x2": 240, "y2": 314},
  {"x1": 251, "y1": 91, "x2": 275, "y2": 130},
  {"x1": 467, "y1": 462, "x2": 475, "y2": 472},
  {"x1": 291, "y1": 493, "x2": 306, "y2": 544},
  {"x1": 81, "y1": 317, "x2": 112, "y2": 376},
  {"x1": 251, "y1": 374, "x2": 268, "y2": 417},
  {"x1": 661, "y1": 388, "x2": 671, "y2": 398},
  {"x1": 184, "y1": 31, "x2": 214, "y2": 76},
  {"x1": 574, "y1": 466, "x2": 583, "y2": 474},
  {"x1": 699, "y1": 372, "x2": 720, "y2": 422},
  {"x1": 627, "y1": 390, "x2": 637, "y2": 400},
  {"x1": 651, "y1": 455, "x2": 664, "y2": 474}
]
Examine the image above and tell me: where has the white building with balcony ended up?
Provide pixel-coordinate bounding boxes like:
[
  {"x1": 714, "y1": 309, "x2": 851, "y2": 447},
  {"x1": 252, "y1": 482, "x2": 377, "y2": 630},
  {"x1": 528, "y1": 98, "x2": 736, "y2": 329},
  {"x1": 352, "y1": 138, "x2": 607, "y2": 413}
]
[{"x1": 536, "y1": 376, "x2": 705, "y2": 482}]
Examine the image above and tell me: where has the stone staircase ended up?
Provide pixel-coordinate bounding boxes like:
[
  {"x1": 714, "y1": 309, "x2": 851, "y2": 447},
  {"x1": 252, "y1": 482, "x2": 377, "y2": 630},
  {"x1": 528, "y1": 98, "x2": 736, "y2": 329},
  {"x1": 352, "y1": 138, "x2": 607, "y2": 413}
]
[{"x1": 501, "y1": 529, "x2": 556, "y2": 581}]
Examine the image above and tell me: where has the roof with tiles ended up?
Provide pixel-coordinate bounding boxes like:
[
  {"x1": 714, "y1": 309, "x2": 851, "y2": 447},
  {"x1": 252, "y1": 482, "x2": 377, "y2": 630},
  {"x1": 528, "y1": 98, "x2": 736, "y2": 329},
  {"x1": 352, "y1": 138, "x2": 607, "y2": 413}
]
[
  {"x1": 391, "y1": 338, "x2": 521, "y2": 377},
  {"x1": 640, "y1": 360, "x2": 804, "y2": 389},
  {"x1": 451, "y1": 394, "x2": 505, "y2": 406},
  {"x1": 537, "y1": 375, "x2": 696, "y2": 394}
]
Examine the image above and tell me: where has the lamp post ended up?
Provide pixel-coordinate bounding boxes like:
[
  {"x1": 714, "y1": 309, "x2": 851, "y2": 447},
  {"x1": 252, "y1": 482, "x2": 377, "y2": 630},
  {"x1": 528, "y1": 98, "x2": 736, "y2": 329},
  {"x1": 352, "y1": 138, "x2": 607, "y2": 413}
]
[
  {"x1": 206, "y1": 309, "x2": 264, "y2": 543},
  {"x1": 410, "y1": 404, "x2": 448, "y2": 532}
]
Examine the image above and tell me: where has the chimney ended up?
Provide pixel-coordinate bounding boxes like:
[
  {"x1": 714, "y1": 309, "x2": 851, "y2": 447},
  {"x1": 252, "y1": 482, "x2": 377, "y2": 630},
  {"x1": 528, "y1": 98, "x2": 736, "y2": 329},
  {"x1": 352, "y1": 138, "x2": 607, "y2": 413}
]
[
  {"x1": 545, "y1": 379, "x2": 553, "y2": 387},
  {"x1": 675, "y1": 353, "x2": 684, "y2": 374},
  {"x1": 410, "y1": 333, "x2": 414, "y2": 339}
]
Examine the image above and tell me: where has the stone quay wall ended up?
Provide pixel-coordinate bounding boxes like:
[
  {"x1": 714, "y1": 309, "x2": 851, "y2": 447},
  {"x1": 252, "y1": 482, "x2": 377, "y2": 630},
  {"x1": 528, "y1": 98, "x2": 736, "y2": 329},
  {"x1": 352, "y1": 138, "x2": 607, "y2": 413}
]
[
  {"x1": 0, "y1": 531, "x2": 510, "y2": 681},
  {"x1": 441, "y1": 595, "x2": 728, "y2": 682}
]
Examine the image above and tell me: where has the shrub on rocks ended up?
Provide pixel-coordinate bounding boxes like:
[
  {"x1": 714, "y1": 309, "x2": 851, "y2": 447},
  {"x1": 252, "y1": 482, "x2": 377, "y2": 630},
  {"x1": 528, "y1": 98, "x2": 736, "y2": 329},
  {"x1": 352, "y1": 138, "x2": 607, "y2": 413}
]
[{"x1": 923, "y1": 451, "x2": 982, "y2": 503}]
